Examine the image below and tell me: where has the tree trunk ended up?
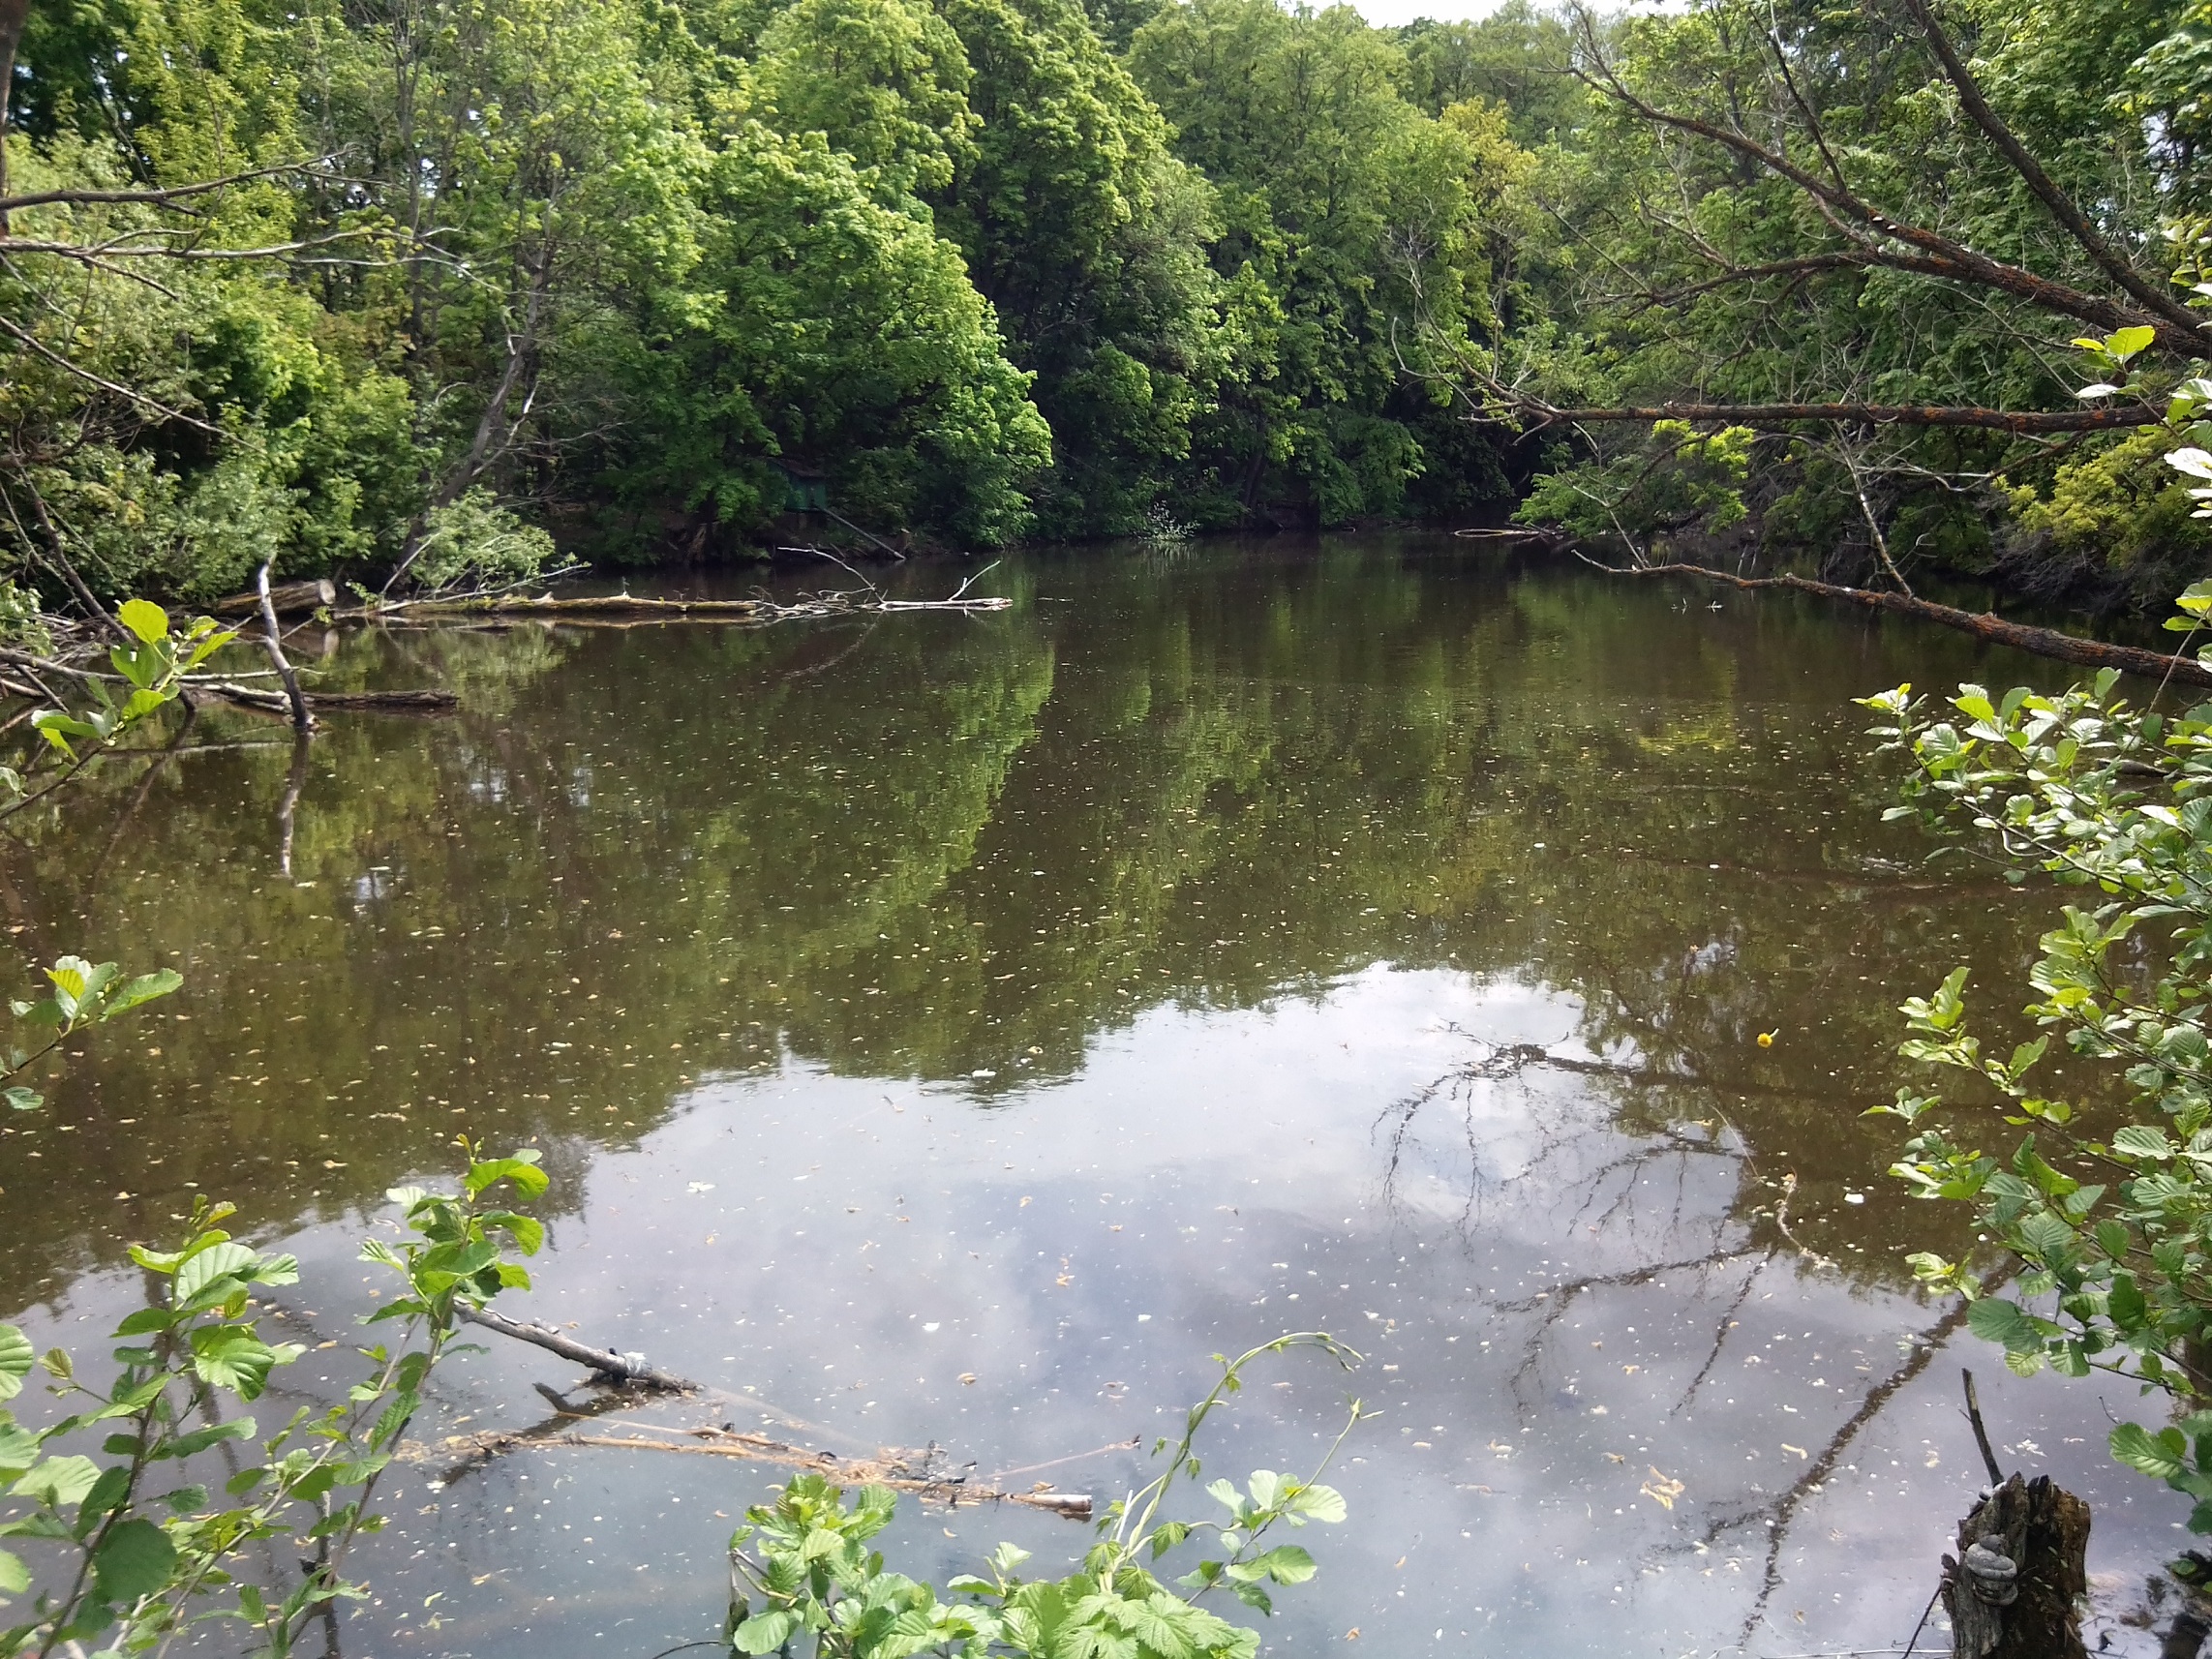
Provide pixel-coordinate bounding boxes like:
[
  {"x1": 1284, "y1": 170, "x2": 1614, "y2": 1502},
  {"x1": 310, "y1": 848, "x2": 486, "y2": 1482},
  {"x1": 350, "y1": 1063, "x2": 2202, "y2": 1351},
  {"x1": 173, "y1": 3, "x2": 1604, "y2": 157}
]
[
  {"x1": 0, "y1": 0, "x2": 30, "y2": 230},
  {"x1": 1941, "y1": 1473, "x2": 2090, "y2": 1659}
]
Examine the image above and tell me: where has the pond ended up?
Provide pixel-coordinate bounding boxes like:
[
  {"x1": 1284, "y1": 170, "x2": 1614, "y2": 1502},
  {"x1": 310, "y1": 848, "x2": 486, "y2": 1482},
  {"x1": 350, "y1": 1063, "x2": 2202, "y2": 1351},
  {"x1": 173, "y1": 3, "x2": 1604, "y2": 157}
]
[{"x1": 0, "y1": 532, "x2": 2189, "y2": 1657}]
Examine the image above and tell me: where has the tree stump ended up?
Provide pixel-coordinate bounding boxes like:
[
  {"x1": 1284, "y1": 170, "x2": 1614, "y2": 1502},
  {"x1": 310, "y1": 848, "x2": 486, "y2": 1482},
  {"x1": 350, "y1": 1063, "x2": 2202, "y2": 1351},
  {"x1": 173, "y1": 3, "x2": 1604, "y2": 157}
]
[{"x1": 1941, "y1": 1472, "x2": 2090, "y2": 1659}]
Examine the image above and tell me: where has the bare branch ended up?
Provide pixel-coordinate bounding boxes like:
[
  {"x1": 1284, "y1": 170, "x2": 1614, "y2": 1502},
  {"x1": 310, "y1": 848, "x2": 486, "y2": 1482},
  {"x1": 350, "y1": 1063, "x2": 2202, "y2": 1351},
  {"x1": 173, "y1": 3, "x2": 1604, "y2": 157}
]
[
  {"x1": 1509, "y1": 398, "x2": 2162, "y2": 434},
  {"x1": 1896, "y1": 0, "x2": 2207, "y2": 343},
  {"x1": 1585, "y1": 559, "x2": 2212, "y2": 685},
  {"x1": 1565, "y1": 8, "x2": 2212, "y2": 354},
  {"x1": 0, "y1": 311, "x2": 225, "y2": 437},
  {"x1": 0, "y1": 157, "x2": 345, "y2": 216}
]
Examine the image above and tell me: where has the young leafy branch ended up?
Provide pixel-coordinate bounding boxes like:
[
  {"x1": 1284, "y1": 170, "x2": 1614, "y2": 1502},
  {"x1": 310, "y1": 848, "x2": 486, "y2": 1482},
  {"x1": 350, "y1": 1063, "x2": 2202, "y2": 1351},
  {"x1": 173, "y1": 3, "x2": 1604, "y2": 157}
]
[
  {"x1": 723, "y1": 1334, "x2": 1365, "y2": 1659},
  {"x1": 0, "y1": 1146, "x2": 546, "y2": 1658}
]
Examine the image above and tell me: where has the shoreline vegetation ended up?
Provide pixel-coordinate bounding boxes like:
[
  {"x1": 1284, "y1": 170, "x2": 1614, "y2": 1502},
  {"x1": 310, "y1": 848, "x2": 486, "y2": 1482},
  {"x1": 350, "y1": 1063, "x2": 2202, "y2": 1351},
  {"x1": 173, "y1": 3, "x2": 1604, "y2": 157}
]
[
  {"x1": 0, "y1": 0, "x2": 2206, "y2": 650},
  {"x1": 10, "y1": 0, "x2": 2212, "y2": 1650}
]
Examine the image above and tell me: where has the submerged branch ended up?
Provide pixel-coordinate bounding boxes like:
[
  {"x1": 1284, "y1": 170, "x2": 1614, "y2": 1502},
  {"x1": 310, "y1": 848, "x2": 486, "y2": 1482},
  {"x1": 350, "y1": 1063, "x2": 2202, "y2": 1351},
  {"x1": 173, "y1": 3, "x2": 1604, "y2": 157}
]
[
  {"x1": 1584, "y1": 561, "x2": 2212, "y2": 686},
  {"x1": 413, "y1": 1417, "x2": 1095, "y2": 1519}
]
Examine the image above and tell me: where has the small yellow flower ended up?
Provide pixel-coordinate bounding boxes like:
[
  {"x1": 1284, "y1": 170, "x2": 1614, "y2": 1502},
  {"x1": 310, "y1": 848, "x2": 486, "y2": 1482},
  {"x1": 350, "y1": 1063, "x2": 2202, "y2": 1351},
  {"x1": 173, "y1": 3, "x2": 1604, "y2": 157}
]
[{"x1": 1757, "y1": 1030, "x2": 1777, "y2": 1047}]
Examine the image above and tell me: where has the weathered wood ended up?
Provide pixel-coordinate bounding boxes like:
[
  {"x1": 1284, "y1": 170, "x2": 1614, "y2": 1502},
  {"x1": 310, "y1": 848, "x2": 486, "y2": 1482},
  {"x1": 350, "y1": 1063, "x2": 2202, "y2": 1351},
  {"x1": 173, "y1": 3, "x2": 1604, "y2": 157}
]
[
  {"x1": 255, "y1": 558, "x2": 314, "y2": 733},
  {"x1": 1940, "y1": 1472, "x2": 2090, "y2": 1659},
  {"x1": 418, "y1": 1416, "x2": 1094, "y2": 1519},
  {"x1": 341, "y1": 590, "x2": 1013, "y2": 619},
  {"x1": 212, "y1": 578, "x2": 336, "y2": 618},
  {"x1": 1592, "y1": 561, "x2": 2212, "y2": 687},
  {"x1": 1522, "y1": 400, "x2": 2167, "y2": 435},
  {"x1": 457, "y1": 1305, "x2": 695, "y2": 1392},
  {"x1": 201, "y1": 681, "x2": 458, "y2": 715},
  {"x1": 382, "y1": 593, "x2": 778, "y2": 618}
]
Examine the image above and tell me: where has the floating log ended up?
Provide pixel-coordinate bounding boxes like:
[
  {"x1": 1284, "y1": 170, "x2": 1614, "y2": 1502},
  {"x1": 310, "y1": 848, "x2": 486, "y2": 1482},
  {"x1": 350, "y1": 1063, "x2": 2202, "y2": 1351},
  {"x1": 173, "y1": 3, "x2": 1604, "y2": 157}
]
[
  {"x1": 201, "y1": 681, "x2": 459, "y2": 715},
  {"x1": 332, "y1": 588, "x2": 1010, "y2": 623},
  {"x1": 458, "y1": 1305, "x2": 694, "y2": 1391},
  {"x1": 417, "y1": 1416, "x2": 1092, "y2": 1519},
  {"x1": 390, "y1": 593, "x2": 780, "y2": 618},
  {"x1": 211, "y1": 578, "x2": 336, "y2": 618}
]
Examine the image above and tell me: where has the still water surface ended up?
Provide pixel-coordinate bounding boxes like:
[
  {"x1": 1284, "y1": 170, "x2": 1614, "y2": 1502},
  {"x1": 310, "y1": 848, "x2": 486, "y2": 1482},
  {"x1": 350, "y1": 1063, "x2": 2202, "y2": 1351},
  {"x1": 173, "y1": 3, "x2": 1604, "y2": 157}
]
[{"x1": 0, "y1": 535, "x2": 2190, "y2": 1655}]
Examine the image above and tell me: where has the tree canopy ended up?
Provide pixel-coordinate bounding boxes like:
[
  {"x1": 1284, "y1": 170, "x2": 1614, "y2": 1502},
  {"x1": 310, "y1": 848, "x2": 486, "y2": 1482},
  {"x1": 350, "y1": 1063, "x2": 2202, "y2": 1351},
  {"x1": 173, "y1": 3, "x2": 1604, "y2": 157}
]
[{"x1": 1, "y1": 0, "x2": 2204, "y2": 610}]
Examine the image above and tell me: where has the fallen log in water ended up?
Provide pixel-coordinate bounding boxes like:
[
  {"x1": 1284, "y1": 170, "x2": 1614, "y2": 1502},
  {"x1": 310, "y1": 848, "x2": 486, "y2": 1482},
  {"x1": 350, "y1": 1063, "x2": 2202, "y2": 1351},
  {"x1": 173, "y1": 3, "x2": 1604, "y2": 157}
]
[
  {"x1": 1451, "y1": 527, "x2": 1559, "y2": 543},
  {"x1": 445, "y1": 1305, "x2": 1096, "y2": 1518},
  {"x1": 212, "y1": 577, "x2": 337, "y2": 618},
  {"x1": 335, "y1": 588, "x2": 1009, "y2": 623},
  {"x1": 200, "y1": 680, "x2": 460, "y2": 715},
  {"x1": 414, "y1": 1416, "x2": 1093, "y2": 1519}
]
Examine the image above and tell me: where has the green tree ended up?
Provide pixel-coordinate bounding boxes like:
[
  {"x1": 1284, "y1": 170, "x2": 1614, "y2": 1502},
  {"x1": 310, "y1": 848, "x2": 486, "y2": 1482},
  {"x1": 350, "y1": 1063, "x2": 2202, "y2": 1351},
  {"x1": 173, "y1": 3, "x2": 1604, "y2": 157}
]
[
  {"x1": 927, "y1": 0, "x2": 1229, "y2": 534},
  {"x1": 1129, "y1": 0, "x2": 1519, "y2": 524}
]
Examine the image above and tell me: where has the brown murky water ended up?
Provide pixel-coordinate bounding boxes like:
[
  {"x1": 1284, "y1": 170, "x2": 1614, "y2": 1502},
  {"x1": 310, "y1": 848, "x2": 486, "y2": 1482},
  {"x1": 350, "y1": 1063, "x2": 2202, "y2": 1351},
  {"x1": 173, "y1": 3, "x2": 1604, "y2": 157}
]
[{"x1": 0, "y1": 534, "x2": 2188, "y2": 1656}]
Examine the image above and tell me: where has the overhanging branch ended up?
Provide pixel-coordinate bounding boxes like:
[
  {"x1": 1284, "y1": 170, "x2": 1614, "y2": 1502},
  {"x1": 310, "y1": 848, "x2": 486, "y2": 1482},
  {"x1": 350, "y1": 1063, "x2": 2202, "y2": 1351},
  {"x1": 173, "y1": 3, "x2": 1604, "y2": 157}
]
[{"x1": 1512, "y1": 399, "x2": 2164, "y2": 434}]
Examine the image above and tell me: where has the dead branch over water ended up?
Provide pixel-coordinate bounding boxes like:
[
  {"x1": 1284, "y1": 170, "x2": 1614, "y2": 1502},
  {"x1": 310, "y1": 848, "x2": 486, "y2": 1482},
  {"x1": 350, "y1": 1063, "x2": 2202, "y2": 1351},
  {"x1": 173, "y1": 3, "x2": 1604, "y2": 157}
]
[
  {"x1": 411, "y1": 1417, "x2": 1095, "y2": 1520},
  {"x1": 1581, "y1": 561, "x2": 2212, "y2": 687},
  {"x1": 444, "y1": 1304, "x2": 1096, "y2": 1520},
  {"x1": 459, "y1": 1305, "x2": 696, "y2": 1391}
]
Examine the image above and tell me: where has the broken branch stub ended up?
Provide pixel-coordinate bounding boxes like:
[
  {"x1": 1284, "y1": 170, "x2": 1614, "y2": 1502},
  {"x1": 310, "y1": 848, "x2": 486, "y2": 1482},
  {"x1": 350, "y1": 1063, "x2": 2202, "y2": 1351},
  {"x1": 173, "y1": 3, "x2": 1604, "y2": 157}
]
[
  {"x1": 1939, "y1": 1472, "x2": 2089, "y2": 1659},
  {"x1": 458, "y1": 1305, "x2": 695, "y2": 1392}
]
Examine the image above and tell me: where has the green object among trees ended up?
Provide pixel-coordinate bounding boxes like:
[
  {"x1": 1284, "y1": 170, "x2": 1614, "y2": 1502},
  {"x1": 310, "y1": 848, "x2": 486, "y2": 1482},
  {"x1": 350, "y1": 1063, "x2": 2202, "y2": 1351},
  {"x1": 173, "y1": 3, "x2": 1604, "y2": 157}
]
[{"x1": 775, "y1": 464, "x2": 830, "y2": 515}]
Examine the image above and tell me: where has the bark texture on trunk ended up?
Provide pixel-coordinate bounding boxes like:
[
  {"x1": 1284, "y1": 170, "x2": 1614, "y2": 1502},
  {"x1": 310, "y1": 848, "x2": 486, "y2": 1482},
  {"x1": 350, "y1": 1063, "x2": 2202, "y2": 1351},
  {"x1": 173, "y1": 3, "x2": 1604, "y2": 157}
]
[{"x1": 1941, "y1": 1473, "x2": 2090, "y2": 1659}]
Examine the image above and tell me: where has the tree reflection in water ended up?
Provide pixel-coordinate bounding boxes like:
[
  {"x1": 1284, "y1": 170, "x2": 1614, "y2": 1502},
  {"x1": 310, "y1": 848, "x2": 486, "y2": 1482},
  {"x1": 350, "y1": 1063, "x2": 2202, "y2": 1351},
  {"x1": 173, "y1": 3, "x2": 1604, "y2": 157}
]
[{"x1": 0, "y1": 535, "x2": 2181, "y2": 1654}]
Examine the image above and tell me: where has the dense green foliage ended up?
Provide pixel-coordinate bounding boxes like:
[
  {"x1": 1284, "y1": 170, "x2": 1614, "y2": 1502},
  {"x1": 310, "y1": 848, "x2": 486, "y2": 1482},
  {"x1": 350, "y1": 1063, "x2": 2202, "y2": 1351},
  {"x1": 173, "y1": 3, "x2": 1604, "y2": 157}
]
[
  {"x1": 0, "y1": 0, "x2": 1553, "y2": 595},
  {"x1": 1492, "y1": 0, "x2": 2212, "y2": 610},
  {"x1": 0, "y1": 1147, "x2": 547, "y2": 1656},
  {"x1": 7, "y1": 0, "x2": 2211, "y2": 604},
  {"x1": 1864, "y1": 568, "x2": 2212, "y2": 1525}
]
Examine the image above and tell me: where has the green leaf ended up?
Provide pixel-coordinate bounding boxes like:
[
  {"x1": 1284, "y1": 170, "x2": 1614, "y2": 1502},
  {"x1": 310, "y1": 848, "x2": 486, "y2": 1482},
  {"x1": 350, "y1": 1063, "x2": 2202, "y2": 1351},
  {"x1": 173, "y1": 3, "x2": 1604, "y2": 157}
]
[
  {"x1": 2113, "y1": 1125, "x2": 2174, "y2": 1160},
  {"x1": 2112, "y1": 1421, "x2": 2188, "y2": 1480},
  {"x1": 0, "y1": 1328, "x2": 29, "y2": 1403},
  {"x1": 0, "y1": 1546, "x2": 25, "y2": 1596},
  {"x1": 2109, "y1": 325, "x2": 2158, "y2": 360},
  {"x1": 734, "y1": 1610, "x2": 799, "y2": 1653},
  {"x1": 189, "y1": 1327, "x2": 283, "y2": 1401},
  {"x1": 93, "y1": 1519, "x2": 177, "y2": 1603},
  {"x1": 3, "y1": 1089, "x2": 40, "y2": 1113},
  {"x1": 1288, "y1": 1483, "x2": 1346, "y2": 1523},
  {"x1": 156, "y1": 1420, "x2": 256, "y2": 1461},
  {"x1": 115, "y1": 600, "x2": 169, "y2": 647},
  {"x1": 1967, "y1": 1297, "x2": 2034, "y2": 1347},
  {"x1": 175, "y1": 1242, "x2": 257, "y2": 1304},
  {"x1": 1249, "y1": 1545, "x2": 1317, "y2": 1584},
  {"x1": 104, "y1": 971, "x2": 182, "y2": 1018},
  {"x1": 2109, "y1": 1274, "x2": 2148, "y2": 1328},
  {"x1": 14, "y1": 1454, "x2": 101, "y2": 1507},
  {"x1": 464, "y1": 1156, "x2": 548, "y2": 1200}
]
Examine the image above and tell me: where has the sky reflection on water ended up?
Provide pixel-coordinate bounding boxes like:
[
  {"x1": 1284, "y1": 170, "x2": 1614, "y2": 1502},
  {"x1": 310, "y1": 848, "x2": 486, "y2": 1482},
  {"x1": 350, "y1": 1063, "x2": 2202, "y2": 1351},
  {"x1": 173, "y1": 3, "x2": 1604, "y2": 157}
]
[{"x1": 0, "y1": 535, "x2": 2190, "y2": 1656}]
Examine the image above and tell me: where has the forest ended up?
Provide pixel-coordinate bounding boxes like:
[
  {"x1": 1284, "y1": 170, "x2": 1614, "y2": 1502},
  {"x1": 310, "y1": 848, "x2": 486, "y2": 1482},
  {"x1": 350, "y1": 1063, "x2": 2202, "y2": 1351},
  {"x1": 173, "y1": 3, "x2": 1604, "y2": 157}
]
[{"x1": 0, "y1": 0, "x2": 2205, "y2": 617}]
